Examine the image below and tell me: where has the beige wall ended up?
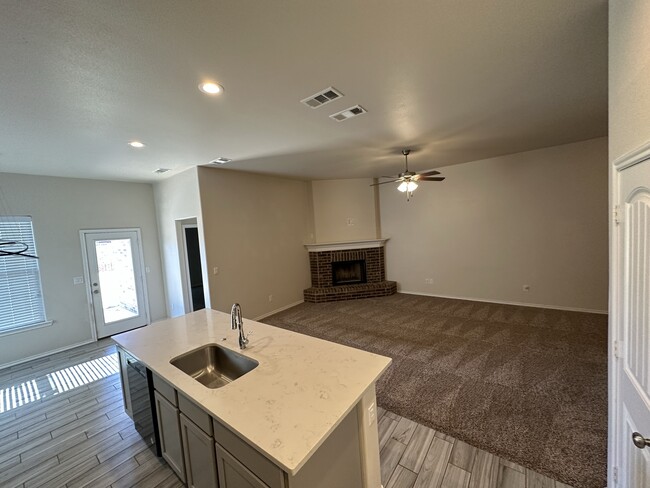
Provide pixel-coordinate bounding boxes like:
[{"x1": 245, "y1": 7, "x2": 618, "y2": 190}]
[
  {"x1": 311, "y1": 179, "x2": 379, "y2": 242},
  {"x1": 153, "y1": 167, "x2": 210, "y2": 318},
  {"x1": 0, "y1": 173, "x2": 166, "y2": 367},
  {"x1": 379, "y1": 138, "x2": 609, "y2": 312},
  {"x1": 197, "y1": 167, "x2": 313, "y2": 319},
  {"x1": 609, "y1": 2, "x2": 650, "y2": 161}
]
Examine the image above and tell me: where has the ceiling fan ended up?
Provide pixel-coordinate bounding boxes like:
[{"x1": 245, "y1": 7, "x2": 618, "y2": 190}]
[{"x1": 371, "y1": 149, "x2": 445, "y2": 201}]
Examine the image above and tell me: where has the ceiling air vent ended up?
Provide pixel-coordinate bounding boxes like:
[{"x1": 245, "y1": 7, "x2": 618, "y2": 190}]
[
  {"x1": 153, "y1": 168, "x2": 171, "y2": 174},
  {"x1": 300, "y1": 87, "x2": 344, "y2": 108},
  {"x1": 329, "y1": 105, "x2": 367, "y2": 122},
  {"x1": 209, "y1": 157, "x2": 231, "y2": 165}
]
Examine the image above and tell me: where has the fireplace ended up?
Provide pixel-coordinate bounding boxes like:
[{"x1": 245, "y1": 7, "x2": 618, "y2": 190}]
[
  {"x1": 303, "y1": 239, "x2": 396, "y2": 302},
  {"x1": 332, "y1": 260, "x2": 366, "y2": 286}
]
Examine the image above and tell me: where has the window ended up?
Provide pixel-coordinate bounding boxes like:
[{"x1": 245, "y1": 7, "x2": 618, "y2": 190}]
[{"x1": 0, "y1": 216, "x2": 48, "y2": 333}]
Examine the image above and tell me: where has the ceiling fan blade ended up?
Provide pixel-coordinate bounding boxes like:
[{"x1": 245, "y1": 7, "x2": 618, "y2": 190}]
[
  {"x1": 417, "y1": 169, "x2": 440, "y2": 177},
  {"x1": 418, "y1": 176, "x2": 446, "y2": 181},
  {"x1": 370, "y1": 179, "x2": 402, "y2": 186}
]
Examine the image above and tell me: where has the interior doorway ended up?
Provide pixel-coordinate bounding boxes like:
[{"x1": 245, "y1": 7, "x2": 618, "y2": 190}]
[{"x1": 182, "y1": 224, "x2": 205, "y2": 312}]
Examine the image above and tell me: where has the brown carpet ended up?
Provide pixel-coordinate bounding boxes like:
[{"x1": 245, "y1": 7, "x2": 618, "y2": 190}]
[{"x1": 263, "y1": 293, "x2": 607, "y2": 488}]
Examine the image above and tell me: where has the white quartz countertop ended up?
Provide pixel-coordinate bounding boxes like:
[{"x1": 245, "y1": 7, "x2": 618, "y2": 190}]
[{"x1": 112, "y1": 309, "x2": 391, "y2": 475}]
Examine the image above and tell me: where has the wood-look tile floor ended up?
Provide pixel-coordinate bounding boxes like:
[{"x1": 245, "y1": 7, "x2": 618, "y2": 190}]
[
  {"x1": 0, "y1": 339, "x2": 572, "y2": 488},
  {"x1": 376, "y1": 408, "x2": 572, "y2": 488}
]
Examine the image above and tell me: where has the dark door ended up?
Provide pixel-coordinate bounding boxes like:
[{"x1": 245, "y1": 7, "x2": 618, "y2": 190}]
[{"x1": 184, "y1": 227, "x2": 205, "y2": 311}]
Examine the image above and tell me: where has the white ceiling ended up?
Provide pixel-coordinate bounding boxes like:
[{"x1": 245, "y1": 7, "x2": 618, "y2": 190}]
[{"x1": 0, "y1": 0, "x2": 607, "y2": 182}]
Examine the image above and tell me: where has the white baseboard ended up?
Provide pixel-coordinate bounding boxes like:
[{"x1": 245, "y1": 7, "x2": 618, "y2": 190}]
[
  {"x1": 253, "y1": 300, "x2": 304, "y2": 321},
  {"x1": 0, "y1": 338, "x2": 97, "y2": 371},
  {"x1": 400, "y1": 290, "x2": 608, "y2": 315}
]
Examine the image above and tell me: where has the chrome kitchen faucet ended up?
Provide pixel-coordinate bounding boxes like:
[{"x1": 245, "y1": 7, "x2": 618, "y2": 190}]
[{"x1": 231, "y1": 303, "x2": 249, "y2": 349}]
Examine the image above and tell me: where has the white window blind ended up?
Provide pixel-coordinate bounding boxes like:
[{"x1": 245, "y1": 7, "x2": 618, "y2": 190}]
[{"x1": 0, "y1": 216, "x2": 47, "y2": 333}]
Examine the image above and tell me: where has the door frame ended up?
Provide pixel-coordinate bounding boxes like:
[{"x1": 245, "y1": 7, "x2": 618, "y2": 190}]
[
  {"x1": 79, "y1": 228, "x2": 150, "y2": 341},
  {"x1": 180, "y1": 222, "x2": 200, "y2": 313},
  {"x1": 609, "y1": 140, "x2": 650, "y2": 486}
]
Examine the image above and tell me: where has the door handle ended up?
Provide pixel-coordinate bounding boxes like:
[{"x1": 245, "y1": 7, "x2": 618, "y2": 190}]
[{"x1": 632, "y1": 432, "x2": 650, "y2": 449}]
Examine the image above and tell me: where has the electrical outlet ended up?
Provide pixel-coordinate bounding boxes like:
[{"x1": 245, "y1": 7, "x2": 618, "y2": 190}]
[
  {"x1": 73, "y1": 276, "x2": 84, "y2": 285},
  {"x1": 425, "y1": 278, "x2": 433, "y2": 284},
  {"x1": 523, "y1": 285, "x2": 530, "y2": 292},
  {"x1": 268, "y1": 294, "x2": 273, "y2": 302},
  {"x1": 346, "y1": 217, "x2": 356, "y2": 226}
]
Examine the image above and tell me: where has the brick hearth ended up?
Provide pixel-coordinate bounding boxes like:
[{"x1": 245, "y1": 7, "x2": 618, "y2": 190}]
[
  {"x1": 304, "y1": 244, "x2": 396, "y2": 303},
  {"x1": 304, "y1": 281, "x2": 397, "y2": 303}
]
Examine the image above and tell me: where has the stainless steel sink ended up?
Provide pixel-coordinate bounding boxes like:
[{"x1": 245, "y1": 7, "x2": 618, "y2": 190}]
[{"x1": 170, "y1": 344, "x2": 259, "y2": 389}]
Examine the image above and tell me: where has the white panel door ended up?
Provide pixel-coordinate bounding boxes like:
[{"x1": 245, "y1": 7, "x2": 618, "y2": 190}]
[
  {"x1": 614, "y1": 154, "x2": 650, "y2": 487},
  {"x1": 82, "y1": 229, "x2": 149, "y2": 338}
]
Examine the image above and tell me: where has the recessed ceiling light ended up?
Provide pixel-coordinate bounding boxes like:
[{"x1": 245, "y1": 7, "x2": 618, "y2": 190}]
[
  {"x1": 128, "y1": 141, "x2": 145, "y2": 148},
  {"x1": 153, "y1": 168, "x2": 171, "y2": 174},
  {"x1": 199, "y1": 82, "x2": 224, "y2": 95}
]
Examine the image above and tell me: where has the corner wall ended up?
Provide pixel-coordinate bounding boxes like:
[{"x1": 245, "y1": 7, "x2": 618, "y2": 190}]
[
  {"x1": 379, "y1": 138, "x2": 609, "y2": 312},
  {"x1": 0, "y1": 173, "x2": 166, "y2": 368},
  {"x1": 153, "y1": 167, "x2": 209, "y2": 318},
  {"x1": 197, "y1": 167, "x2": 314, "y2": 319},
  {"x1": 311, "y1": 179, "x2": 379, "y2": 242}
]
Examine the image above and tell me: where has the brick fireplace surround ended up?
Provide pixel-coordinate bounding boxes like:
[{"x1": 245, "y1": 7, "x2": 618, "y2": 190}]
[{"x1": 303, "y1": 239, "x2": 397, "y2": 303}]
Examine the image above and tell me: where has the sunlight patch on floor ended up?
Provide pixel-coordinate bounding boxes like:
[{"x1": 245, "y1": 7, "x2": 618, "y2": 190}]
[
  {"x1": 0, "y1": 352, "x2": 119, "y2": 413},
  {"x1": 0, "y1": 379, "x2": 41, "y2": 413}
]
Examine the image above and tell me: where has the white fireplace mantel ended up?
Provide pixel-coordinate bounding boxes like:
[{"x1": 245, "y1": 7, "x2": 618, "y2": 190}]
[{"x1": 304, "y1": 238, "x2": 389, "y2": 253}]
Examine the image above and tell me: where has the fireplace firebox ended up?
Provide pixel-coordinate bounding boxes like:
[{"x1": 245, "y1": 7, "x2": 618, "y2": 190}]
[{"x1": 332, "y1": 260, "x2": 366, "y2": 286}]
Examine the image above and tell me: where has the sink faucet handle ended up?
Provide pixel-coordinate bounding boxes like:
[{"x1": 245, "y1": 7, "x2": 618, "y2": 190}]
[{"x1": 231, "y1": 303, "x2": 242, "y2": 330}]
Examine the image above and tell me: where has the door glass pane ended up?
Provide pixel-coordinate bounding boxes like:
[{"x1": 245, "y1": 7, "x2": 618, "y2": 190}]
[{"x1": 95, "y1": 239, "x2": 139, "y2": 324}]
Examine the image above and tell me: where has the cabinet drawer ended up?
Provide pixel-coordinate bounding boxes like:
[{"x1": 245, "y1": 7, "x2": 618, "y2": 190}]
[
  {"x1": 153, "y1": 372, "x2": 177, "y2": 406},
  {"x1": 179, "y1": 392, "x2": 213, "y2": 435},
  {"x1": 213, "y1": 420, "x2": 285, "y2": 488}
]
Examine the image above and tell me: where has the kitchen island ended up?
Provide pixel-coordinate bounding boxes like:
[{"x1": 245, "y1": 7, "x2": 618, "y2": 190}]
[{"x1": 113, "y1": 308, "x2": 391, "y2": 488}]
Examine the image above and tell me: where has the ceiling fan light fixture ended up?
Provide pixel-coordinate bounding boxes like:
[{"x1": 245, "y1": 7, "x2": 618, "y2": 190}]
[
  {"x1": 369, "y1": 148, "x2": 444, "y2": 202},
  {"x1": 397, "y1": 181, "x2": 418, "y2": 192}
]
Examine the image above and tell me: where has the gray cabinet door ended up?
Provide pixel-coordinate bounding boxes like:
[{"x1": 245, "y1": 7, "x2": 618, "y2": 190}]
[
  {"x1": 216, "y1": 444, "x2": 270, "y2": 488},
  {"x1": 154, "y1": 390, "x2": 186, "y2": 482},
  {"x1": 180, "y1": 413, "x2": 218, "y2": 488}
]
